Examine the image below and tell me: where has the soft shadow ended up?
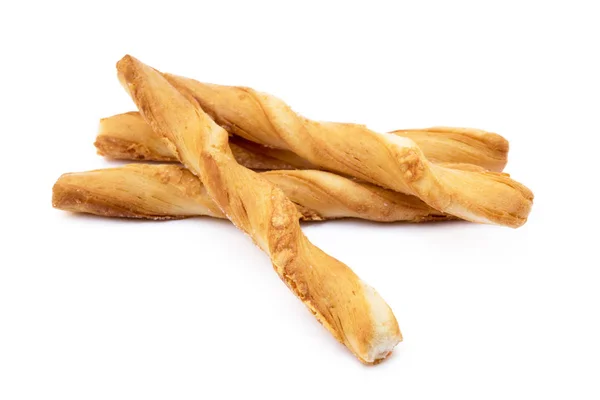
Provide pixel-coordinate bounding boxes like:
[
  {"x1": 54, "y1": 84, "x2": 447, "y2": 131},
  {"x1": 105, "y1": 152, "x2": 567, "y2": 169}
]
[
  {"x1": 57, "y1": 210, "x2": 234, "y2": 227},
  {"x1": 301, "y1": 217, "x2": 472, "y2": 231}
]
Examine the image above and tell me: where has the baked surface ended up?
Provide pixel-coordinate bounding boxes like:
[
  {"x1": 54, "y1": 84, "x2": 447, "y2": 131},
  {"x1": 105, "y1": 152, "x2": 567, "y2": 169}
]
[
  {"x1": 53, "y1": 164, "x2": 454, "y2": 223},
  {"x1": 117, "y1": 55, "x2": 402, "y2": 364},
  {"x1": 161, "y1": 74, "x2": 532, "y2": 227}
]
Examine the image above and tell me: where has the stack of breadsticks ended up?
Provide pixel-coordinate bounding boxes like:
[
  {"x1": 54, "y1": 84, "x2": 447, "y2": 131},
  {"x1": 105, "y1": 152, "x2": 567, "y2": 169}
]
[{"x1": 52, "y1": 55, "x2": 533, "y2": 365}]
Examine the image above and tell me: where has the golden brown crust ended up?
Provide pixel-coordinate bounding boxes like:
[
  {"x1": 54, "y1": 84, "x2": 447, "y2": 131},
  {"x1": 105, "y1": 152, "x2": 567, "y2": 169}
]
[
  {"x1": 116, "y1": 55, "x2": 402, "y2": 364},
  {"x1": 261, "y1": 170, "x2": 450, "y2": 222},
  {"x1": 163, "y1": 74, "x2": 533, "y2": 227},
  {"x1": 52, "y1": 164, "x2": 225, "y2": 220},
  {"x1": 96, "y1": 111, "x2": 508, "y2": 172},
  {"x1": 96, "y1": 111, "x2": 308, "y2": 170},
  {"x1": 53, "y1": 181, "x2": 182, "y2": 220},
  {"x1": 392, "y1": 127, "x2": 509, "y2": 172},
  {"x1": 52, "y1": 165, "x2": 453, "y2": 223},
  {"x1": 96, "y1": 111, "x2": 175, "y2": 161}
]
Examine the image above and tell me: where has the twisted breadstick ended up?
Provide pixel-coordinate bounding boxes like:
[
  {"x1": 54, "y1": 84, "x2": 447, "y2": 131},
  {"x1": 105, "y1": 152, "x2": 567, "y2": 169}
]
[
  {"x1": 96, "y1": 111, "x2": 508, "y2": 171},
  {"x1": 117, "y1": 55, "x2": 401, "y2": 364},
  {"x1": 391, "y1": 127, "x2": 508, "y2": 172},
  {"x1": 52, "y1": 164, "x2": 453, "y2": 222},
  {"x1": 94, "y1": 115, "x2": 502, "y2": 222},
  {"x1": 52, "y1": 164, "x2": 224, "y2": 220},
  {"x1": 95, "y1": 111, "x2": 314, "y2": 170},
  {"x1": 162, "y1": 74, "x2": 532, "y2": 227}
]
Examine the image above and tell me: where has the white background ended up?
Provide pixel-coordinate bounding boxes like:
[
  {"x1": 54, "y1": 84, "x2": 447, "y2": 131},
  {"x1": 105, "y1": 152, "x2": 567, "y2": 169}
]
[{"x1": 1, "y1": 1, "x2": 599, "y2": 399}]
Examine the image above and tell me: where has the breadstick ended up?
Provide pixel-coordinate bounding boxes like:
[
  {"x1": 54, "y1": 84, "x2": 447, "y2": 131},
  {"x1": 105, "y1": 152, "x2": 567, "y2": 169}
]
[
  {"x1": 95, "y1": 111, "x2": 314, "y2": 170},
  {"x1": 52, "y1": 164, "x2": 453, "y2": 222},
  {"x1": 96, "y1": 111, "x2": 508, "y2": 171},
  {"x1": 161, "y1": 74, "x2": 532, "y2": 227},
  {"x1": 52, "y1": 164, "x2": 224, "y2": 220},
  {"x1": 116, "y1": 55, "x2": 402, "y2": 364},
  {"x1": 391, "y1": 127, "x2": 508, "y2": 172}
]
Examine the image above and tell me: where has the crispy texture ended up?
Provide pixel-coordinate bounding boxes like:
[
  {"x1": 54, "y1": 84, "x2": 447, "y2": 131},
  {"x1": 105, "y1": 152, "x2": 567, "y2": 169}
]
[
  {"x1": 161, "y1": 74, "x2": 532, "y2": 227},
  {"x1": 52, "y1": 164, "x2": 225, "y2": 220},
  {"x1": 96, "y1": 111, "x2": 508, "y2": 171},
  {"x1": 392, "y1": 127, "x2": 508, "y2": 172},
  {"x1": 95, "y1": 111, "x2": 313, "y2": 170},
  {"x1": 117, "y1": 55, "x2": 402, "y2": 364},
  {"x1": 52, "y1": 164, "x2": 454, "y2": 222},
  {"x1": 93, "y1": 113, "x2": 507, "y2": 222}
]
